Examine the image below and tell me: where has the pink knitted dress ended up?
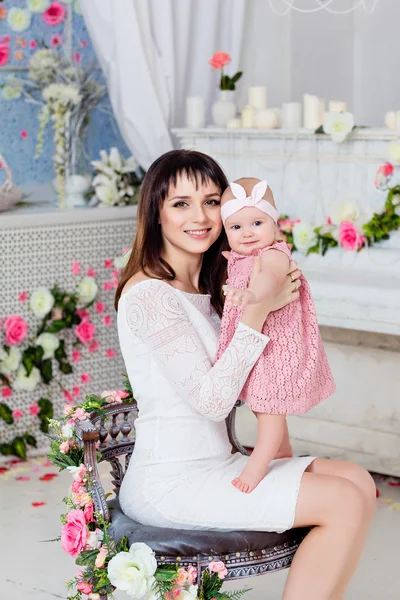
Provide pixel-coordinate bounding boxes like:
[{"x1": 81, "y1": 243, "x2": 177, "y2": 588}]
[{"x1": 216, "y1": 241, "x2": 336, "y2": 414}]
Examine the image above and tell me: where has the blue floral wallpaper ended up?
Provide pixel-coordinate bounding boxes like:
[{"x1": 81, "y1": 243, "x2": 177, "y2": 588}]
[{"x1": 0, "y1": 0, "x2": 129, "y2": 186}]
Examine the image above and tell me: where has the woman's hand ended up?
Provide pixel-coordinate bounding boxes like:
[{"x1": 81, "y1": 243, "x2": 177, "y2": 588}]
[{"x1": 224, "y1": 255, "x2": 302, "y2": 326}]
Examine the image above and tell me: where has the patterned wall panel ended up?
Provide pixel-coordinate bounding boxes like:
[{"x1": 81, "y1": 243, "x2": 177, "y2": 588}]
[{"x1": 0, "y1": 216, "x2": 137, "y2": 452}]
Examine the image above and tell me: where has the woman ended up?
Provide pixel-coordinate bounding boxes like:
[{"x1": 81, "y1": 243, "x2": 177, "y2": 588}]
[{"x1": 115, "y1": 150, "x2": 376, "y2": 600}]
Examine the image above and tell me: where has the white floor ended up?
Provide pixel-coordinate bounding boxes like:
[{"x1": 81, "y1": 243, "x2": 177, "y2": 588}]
[{"x1": 1, "y1": 458, "x2": 400, "y2": 600}]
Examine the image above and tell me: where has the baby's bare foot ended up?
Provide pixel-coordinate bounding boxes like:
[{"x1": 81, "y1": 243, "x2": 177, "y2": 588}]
[{"x1": 232, "y1": 462, "x2": 269, "y2": 494}]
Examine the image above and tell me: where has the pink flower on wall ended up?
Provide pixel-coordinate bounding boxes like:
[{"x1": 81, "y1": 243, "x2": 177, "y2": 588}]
[
  {"x1": 86, "y1": 267, "x2": 96, "y2": 277},
  {"x1": 3, "y1": 35, "x2": 10, "y2": 43},
  {"x1": 29, "y1": 403, "x2": 40, "y2": 416},
  {"x1": 72, "y1": 386, "x2": 81, "y2": 397},
  {"x1": 72, "y1": 350, "x2": 82, "y2": 363},
  {"x1": 4, "y1": 315, "x2": 28, "y2": 345},
  {"x1": 103, "y1": 282, "x2": 113, "y2": 291},
  {"x1": 73, "y1": 52, "x2": 81, "y2": 64},
  {"x1": 72, "y1": 260, "x2": 81, "y2": 275},
  {"x1": 81, "y1": 373, "x2": 91, "y2": 384},
  {"x1": 12, "y1": 409, "x2": 24, "y2": 420},
  {"x1": 15, "y1": 51, "x2": 24, "y2": 61},
  {"x1": 95, "y1": 302, "x2": 105, "y2": 314},
  {"x1": 43, "y1": 2, "x2": 66, "y2": 26},
  {"x1": 50, "y1": 34, "x2": 63, "y2": 47},
  {"x1": 105, "y1": 349, "x2": 116, "y2": 359},
  {"x1": 88, "y1": 340, "x2": 99, "y2": 353},
  {"x1": 20, "y1": 130, "x2": 28, "y2": 139},
  {"x1": 339, "y1": 221, "x2": 365, "y2": 251},
  {"x1": 74, "y1": 320, "x2": 96, "y2": 344},
  {"x1": 63, "y1": 390, "x2": 74, "y2": 404},
  {"x1": 19, "y1": 292, "x2": 28, "y2": 302},
  {"x1": 1, "y1": 387, "x2": 12, "y2": 398},
  {"x1": 76, "y1": 308, "x2": 89, "y2": 320},
  {"x1": 103, "y1": 315, "x2": 112, "y2": 327},
  {"x1": 0, "y1": 43, "x2": 9, "y2": 67},
  {"x1": 81, "y1": 40, "x2": 88, "y2": 48},
  {"x1": 104, "y1": 259, "x2": 113, "y2": 269},
  {"x1": 30, "y1": 40, "x2": 37, "y2": 50}
]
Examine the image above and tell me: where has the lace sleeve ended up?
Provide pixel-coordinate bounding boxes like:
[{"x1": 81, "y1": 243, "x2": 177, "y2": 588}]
[{"x1": 123, "y1": 280, "x2": 269, "y2": 422}]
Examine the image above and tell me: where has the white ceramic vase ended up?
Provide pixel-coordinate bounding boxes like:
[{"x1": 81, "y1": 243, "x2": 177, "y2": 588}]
[{"x1": 211, "y1": 90, "x2": 236, "y2": 127}]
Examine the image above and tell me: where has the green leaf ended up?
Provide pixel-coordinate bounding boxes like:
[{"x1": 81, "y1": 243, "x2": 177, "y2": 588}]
[
  {"x1": 46, "y1": 320, "x2": 66, "y2": 333},
  {"x1": 314, "y1": 125, "x2": 325, "y2": 134},
  {"x1": 11, "y1": 437, "x2": 27, "y2": 460},
  {"x1": 38, "y1": 398, "x2": 53, "y2": 432},
  {"x1": 39, "y1": 359, "x2": 53, "y2": 384},
  {"x1": 22, "y1": 354, "x2": 34, "y2": 377},
  {"x1": 75, "y1": 549, "x2": 99, "y2": 567},
  {"x1": 0, "y1": 373, "x2": 10, "y2": 386},
  {"x1": 0, "y1": 443, "x2": 13, "y2": 456},
  {"x1": 60, "y1": 362, "x2": 73, "y2": 375},
  {"x1": 0, "y1": 403, "x2": 13, "y2": 424},
  {"x1": 55, "y1": 340, "x2": 67, "y2": 361},
  {"x1": 24, "y1": 434, "x2": 37, "y2": 448},
  {"x1": 231, "y1": 71, "x2": 243, "y2": 83}
]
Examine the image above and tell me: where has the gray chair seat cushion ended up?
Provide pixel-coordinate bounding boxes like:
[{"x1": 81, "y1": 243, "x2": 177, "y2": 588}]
[{"x1": 108, "y1": 498, "x2": 309, "y2": 556}]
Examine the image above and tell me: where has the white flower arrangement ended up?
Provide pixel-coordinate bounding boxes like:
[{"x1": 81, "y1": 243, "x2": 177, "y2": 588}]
[
  {"x1": 14, "y1": 365, "x2": 41, "y2": 392},
  {"x1": 91, "y1": 148, "x2": 144, "y2": 207},
  {"x1": 322, "y1": 111, "x2": 355, "y2": 143},
  {"x1": 29, "y1": 287, "x2": 55, "y2": 318},
  {"x1": 0, "y1": 346, "x2": 22, "y2": 375},
  {"x1": 35, "y1": 333, "x2": 60, "y2": 360},
  {"x1": 77, "y1": 276, "x2": 98, "y2": 304},
  {"x1": 292, "y1": 221, "x2": 318, "y2": 253},
  {"x1": 7, "y1": 7, "x2": 32, "y2": 32}
]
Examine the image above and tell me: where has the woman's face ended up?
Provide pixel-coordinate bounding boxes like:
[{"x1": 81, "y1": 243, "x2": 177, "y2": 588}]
[{"x1": 159, "y1": 174, "x2": 223, "y2": 256}]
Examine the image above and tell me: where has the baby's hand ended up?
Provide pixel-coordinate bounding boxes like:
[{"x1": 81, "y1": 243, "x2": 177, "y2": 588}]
[{"x1": 222, "y1": 285, "x2": 256, "y2": 308}]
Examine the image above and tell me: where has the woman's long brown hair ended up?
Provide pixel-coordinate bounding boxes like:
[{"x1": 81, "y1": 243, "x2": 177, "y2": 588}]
[{"x1": 115, "y1": 149, "x2": 229, "y2": 317}]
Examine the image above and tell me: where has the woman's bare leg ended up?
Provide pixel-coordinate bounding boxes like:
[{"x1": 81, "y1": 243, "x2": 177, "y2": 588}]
[{"x1": 282, "y1": 470, "x2": 370, "y2": 600}]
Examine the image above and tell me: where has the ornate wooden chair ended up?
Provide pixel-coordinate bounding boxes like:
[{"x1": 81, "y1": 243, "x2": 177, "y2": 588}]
[{"x1": 77, "y1": 401, "x2": 309, "y2": 600}]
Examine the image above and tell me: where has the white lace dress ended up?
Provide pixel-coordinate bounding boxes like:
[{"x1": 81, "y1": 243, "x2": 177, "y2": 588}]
[{"x1": 117, "y1": 279, "x2": 315, "y2": 533}]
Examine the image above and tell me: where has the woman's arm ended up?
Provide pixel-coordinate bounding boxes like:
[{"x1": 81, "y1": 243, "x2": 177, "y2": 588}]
[{"x1": 123, "y1": 280, "x2": 269, "y2": 422}]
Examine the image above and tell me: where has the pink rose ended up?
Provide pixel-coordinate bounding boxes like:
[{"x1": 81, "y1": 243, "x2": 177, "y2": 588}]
[
  {"x1": 2, "y1": 387, "x2": 12, "y2": 398},
  {"x1": 77, "y1": 309, "x2": 89, "y2": 320},
  {"x1": 30, "y1": 40, "x2": 37, "y2": 49},
  {"x1": 100, "y1": 389, "x2": 128, "y2": 404},
  {"x1": 29, "y1": 403, "x2": 40, "y2": 416},
  {"x1": 94, "y1": 546, "x2": 108, "y2": 568},
  {"x1": 103, "y1": 282, "x2": 114, "y2": 291},
  {"x1": 339, "y1": 221, "x2": 365, "y2": 251},
  {"x1": 75, "y1": 320, "x2": 96, "y2": 344},
  {"x1": 60, "y1": 441, "x2": 70, "y2": 454},
  {"x1": 81, "y1": 372, "x2": 91, "y2": 384},
  {"x1": 73, "y1": 52, "x2": 81, "y2": 64},
  {"x1": 43, "y1": 2, "x2": 66, "y2": 26},
  {"x1": 50, "y1": 34, "x2": 63, "y2": 47},
  {"x1": 104, "y1": 259, "x2": 113, "y2": 268},
  {"x1": 72, "y1": 260, "x2": 81, "y2": 275},
  {"x1": 208, "y1": 561, "x2": 228, "y2": 580},
  {"x1": 63, "y1": 390, "x2": 74, "y2": 404},
  {"x1": 175, "y1": 568, "x2": 188, "y2": 587},
  {"x1": 208, "y1": 51, "x2": 231, "y2": 70},
  {"x1": 61, "y1": 509, "x2": 88, "y2": 558},
  {"x1": 0, "y1": 43, "x2": 9, "y2": 67},
  {"x1": 72, "y1": 480, "x2": 84, "y2": 494},
  {"x1": 105, "y1": 349, "x2": 116, "y2": 359},
  {"x1": 375, "y1": 162, "x2": 394, "y2": 190},
  {"x1": 19, "y1": 292, "x2": 28, "y2": 302},
  {"x1": 77, "y1": 580, "x2": 92, "y2": 595},
  {"x1": 87, "y1": 267, "x2": 96, "y2": 277},
  {"x1": 12, "y1": 409, "x2": 24, "y2": 420},
  {"x1": 72, "y1": 464, "x2": 87, "y2": 482},
  {"x1": 73, "y1": 386, "x2": 81, "y2": 397},
  {"x1": 187, "y1": 566, "x2": 197, "y2": 584},
  {"x1": 4, "y1": 315, "x2": 28, "y2": 345},
  {"x1": 83, "y1": 502, "x2": 94, "y2": 523},
  {"x1": 72, "y1": 407, "x2": 90, "y2": 421},
  {"x1": 63, "y1": 403, "x2": 74, "y2": 416}
]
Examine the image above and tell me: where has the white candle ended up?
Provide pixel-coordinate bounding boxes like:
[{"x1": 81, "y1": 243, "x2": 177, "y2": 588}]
[
  {"x1": 241, "y1": 104, "x2": 256, "y2": 128},
  {"x1": 303, "y1": 94, "x2": 321, "y2": 129},
  {"x1": 227, "y1": 118, "x2": 242, "y2": 129},
  {"x1": 328, "y1": 100, "x2": 347, "y2": 113},
  {"x1": 248, "y1": 86, "x2": 268, "y2": 110},
  {"x1": 185, "y1": 96, "x2": 205, "y2": 129},
  {"x1": 319, "y1": 98, "x2": 325, "y2": 125},
  {"x1": 281, "y1": 102, "x2": 302, "y2": 129}
]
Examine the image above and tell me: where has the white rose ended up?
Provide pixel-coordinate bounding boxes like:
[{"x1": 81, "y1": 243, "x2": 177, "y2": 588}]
[
  {"x1": 292, "y1": 222, "x2": 318, "y2": 253},
  {"x1": 323, "y1": 111, "x2": 354, "y2": 143},
  {"x1": 30, "y1": 287, "x2": 55, "y2": 318},
  {"x1": 392, "y1": 194, "x2": 400, "y2": 206},
  {"x1": 388, "y1": 143, "x2": 400, "y2": 165},
  {"x1": 331, "y1": 202, "x2": 360, "y2": 225},
  {"x1": 176, "y1": 586, "x2": 199, "y2": 600},
  {"x1": 35, "y1": 333, "x2": 60, "y2": 359},
  {"x1": 61, "y1": 423, "x2": 74, "y2": 438},
  {"x1": 114, "y1": 249, "x2": 131, "y2": 269},
  {"x1": 27, "y1": 0, "x2": 50, "y2": 12},
  {"x1": 7, "y1": 7, "x2": 32, "y2": 32},
  {"x1": 66, "y1": 464, "x2": 84, "y2": 477},
  {"x1": 2, "y1": 77, "x2": 23, "y2": 101},
  {"x1": 77, "y1": 276, "x2": 98, "y2": 305},
  {"x1": 86, "y1": 528, "x2": 104, "y2": 550},
  {"x1": 107, "y1": 543, "x2": 157, "y2": 598},
  {"x1": 0, "y1": 346, "x2": 22, "y2": 374},
  {"x1": 94, "y1": 177, "x2": 119, "y2": 206},
  {"x1": 14, "y1": 366, "x2": 41, "y2": 392}
]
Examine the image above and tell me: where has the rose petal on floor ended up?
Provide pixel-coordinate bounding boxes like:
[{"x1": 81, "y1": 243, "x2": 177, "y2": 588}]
[
  {"x1": 32, "y1": 502, "x2": 46, "y2": 507},
  {"x1": 16, "y1": 476, "x2": 30, "y2": 481},
  {"x1": 42, "y1": 460, "x2": 52, "y2": 467},
  {"x1": 39, "y1": 473, "x2": 58, "y2": 481}
]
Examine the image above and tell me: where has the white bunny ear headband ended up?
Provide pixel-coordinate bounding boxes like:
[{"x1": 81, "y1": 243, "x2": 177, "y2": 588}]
[{"x1": 220, "y1": 180, "x2": 279, "y2": 225}]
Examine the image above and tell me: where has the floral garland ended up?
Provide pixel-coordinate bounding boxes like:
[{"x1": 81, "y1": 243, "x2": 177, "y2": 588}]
[
  {"x1": 47, "y1": 383, "x2": 250, "y2": 600},
  {"x1": 277, "y1": 163, "x2": 400, "y2": 255},
  {"x1": 0, "y1": 251, "x2": 128, "y2": 460}
]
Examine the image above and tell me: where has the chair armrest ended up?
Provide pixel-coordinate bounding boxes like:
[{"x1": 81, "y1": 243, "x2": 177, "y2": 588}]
[
  {"x1": 75, "y1": 419, "x2": 110, "y2": 522},
  {"x1": 226, "y1": 401, "x2": 251, "y2": 457}
]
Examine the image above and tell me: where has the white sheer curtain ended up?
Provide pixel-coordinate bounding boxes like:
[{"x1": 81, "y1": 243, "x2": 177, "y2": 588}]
[{"x1": 80, "y1": 0, "x2": 246, "y2": 169}]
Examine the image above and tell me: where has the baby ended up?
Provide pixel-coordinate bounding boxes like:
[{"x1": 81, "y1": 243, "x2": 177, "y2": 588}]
[{"x1": 216, "y1": 178, "x2": 335, "y2": 494}]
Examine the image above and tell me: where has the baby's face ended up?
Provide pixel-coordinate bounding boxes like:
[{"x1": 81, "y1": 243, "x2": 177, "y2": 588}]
[{"x1": 224, "y1": 206, "x2": 276, "y2": 255}]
